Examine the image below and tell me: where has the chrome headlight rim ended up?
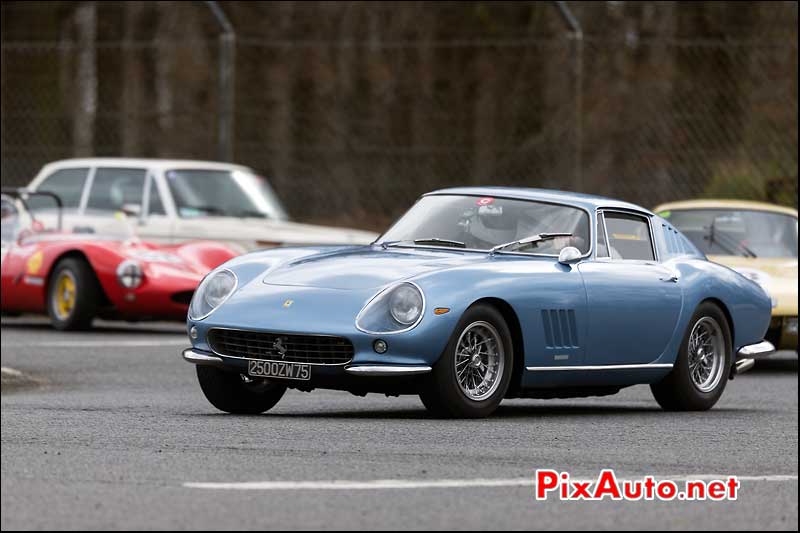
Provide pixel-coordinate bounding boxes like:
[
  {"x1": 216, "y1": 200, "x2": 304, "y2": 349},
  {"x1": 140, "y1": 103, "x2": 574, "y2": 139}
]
[
  {"x1": 116, "y1": 259, "x2": 143, "y2": 289},
  {"x1": 355, "y1": 281, "x2": 426, "y2": 335},
  {"x1": 189, "y1": 268, "x2": 238, "y2": 321}
]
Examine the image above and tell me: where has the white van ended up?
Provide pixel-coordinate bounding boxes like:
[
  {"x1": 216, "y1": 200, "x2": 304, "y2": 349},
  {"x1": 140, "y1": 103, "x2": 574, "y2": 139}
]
[{"x1": 27, "y1": 158, "x2": 378, "y2": 251}]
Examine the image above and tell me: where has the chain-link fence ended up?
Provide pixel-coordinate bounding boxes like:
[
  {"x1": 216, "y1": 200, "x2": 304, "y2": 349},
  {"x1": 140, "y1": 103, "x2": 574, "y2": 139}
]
[{"x1": 1, "y1": 1, "x2": 797, "y2": 230}]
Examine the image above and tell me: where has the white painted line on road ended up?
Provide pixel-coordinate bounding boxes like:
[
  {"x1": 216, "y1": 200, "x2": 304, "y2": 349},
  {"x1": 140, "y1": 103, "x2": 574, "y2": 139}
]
[
  {"x1": 1, "y1": 366, "x2": 23, "y2": 377},
  {"x1": 185, "y1": 478, "x2": 535, "y2": 491},
  {"x1": 184, "y1": 474, "x2": 798, "y2": 491},
  {"x1": 2, "y1": 339, "x2": 188, "y2": 348}
]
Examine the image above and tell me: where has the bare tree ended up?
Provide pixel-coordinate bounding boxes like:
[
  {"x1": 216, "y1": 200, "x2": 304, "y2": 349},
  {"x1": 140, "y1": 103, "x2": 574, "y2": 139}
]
[
  {"x1": 121, "y1": 1, "x2": 145, "y2": 156},
  {"x1": 73, "y1": 1, "x2": 97, "y2": 157}
]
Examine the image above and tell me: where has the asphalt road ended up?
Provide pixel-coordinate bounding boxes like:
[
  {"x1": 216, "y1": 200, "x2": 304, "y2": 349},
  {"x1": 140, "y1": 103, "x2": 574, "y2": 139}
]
[{"x1": 1, "y1": 317, "x2": 797, "y2": 530}]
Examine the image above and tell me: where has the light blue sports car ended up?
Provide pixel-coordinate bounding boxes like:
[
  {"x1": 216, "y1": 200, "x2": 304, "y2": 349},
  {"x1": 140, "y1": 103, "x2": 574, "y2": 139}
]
[{"x1": 182, "y1": 188, "x2": 775, "y2": 418}]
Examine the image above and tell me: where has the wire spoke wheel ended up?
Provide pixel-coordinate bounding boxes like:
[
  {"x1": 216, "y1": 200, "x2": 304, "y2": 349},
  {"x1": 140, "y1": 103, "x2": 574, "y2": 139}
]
[
  {"x1": 687, "y1": 316, "x2": 725, "y2": 393},
  {"x1": 454, "y1": 321, "x2": 504, "y2": 401}
]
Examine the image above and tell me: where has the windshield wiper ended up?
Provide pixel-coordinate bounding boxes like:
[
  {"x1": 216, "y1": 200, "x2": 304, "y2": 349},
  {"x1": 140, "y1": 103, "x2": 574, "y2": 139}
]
[
  {"x1": 705, "y1": 222, "x2": 757, "y2": 258},
  {"x1": 382, "y1": 238, "x2": 466, "y2": 249},
  {"x1": 489, "y1": 232, "x2": 573, "y2": 255}
]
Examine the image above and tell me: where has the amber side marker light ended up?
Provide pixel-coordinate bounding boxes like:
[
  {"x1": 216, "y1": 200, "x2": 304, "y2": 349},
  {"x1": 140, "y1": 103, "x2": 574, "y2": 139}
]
[{"x1": 434, "y1": 307, "x2": 450, "y2": 315}]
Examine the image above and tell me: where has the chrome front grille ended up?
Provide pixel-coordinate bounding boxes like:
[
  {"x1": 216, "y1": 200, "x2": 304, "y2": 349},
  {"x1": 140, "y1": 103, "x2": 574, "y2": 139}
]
[{"x1": 207, "y1": 328, "x2": 354, "y2": 365}]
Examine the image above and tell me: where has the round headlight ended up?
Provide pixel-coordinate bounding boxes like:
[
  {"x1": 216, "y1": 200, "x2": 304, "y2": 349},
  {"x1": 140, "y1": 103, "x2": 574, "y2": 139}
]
[
  {"x1": 116, "y1": 260, "x2": 143, "y2": 289},
  {"x1": 389, "y1": 283, "x2": 424, "y2": 325},
  {"x1": 355, "y1": 282, "x2": 426, "y2": 334},
  {"x1": 189, "y1": 269, "x2": 237, "y2": 320}
]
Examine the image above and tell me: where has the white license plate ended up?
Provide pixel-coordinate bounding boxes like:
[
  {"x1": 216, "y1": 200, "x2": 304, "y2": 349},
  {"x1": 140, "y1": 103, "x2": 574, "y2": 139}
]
[{"x1": 247, "y1": 360, "x2": 311, "y2": 381}]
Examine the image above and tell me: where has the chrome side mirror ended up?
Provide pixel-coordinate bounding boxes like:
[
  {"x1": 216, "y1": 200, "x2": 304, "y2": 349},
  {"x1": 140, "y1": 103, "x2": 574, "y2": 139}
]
[{"x1": 558, "y1": 246, "x2": 582, "y2": 265}]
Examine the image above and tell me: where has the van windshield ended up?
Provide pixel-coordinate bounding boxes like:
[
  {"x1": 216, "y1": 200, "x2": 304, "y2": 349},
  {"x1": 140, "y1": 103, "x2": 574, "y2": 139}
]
[{"x1": 166, "y1": 169, "x2": 289, "y2": 221}]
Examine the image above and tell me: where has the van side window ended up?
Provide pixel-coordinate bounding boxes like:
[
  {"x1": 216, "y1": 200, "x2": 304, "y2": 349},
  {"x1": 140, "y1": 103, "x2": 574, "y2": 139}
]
[
  {"x1": 34, "y1": 168, "x2": 89, "y2": 209},
  {"x1": 86, "y1": 168, "x2": 146, "y2": 212}
]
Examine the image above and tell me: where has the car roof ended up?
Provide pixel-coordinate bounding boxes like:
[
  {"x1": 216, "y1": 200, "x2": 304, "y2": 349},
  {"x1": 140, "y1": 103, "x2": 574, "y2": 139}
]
[
  {"x1": 654, "y1": 199, "x2": 798, "y2": 218},
  {"x1": 38, "y1": 158, "x2": 254, "y2": 174},
  {"x1": 426, "y1": 186, "x2": 654, "y2": 215}
]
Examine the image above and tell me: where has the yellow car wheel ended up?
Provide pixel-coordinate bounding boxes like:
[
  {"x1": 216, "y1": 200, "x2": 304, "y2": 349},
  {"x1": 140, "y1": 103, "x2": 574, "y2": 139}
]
[{"x1": 47, "y1": 257, "x2": 101, "y2": 331}]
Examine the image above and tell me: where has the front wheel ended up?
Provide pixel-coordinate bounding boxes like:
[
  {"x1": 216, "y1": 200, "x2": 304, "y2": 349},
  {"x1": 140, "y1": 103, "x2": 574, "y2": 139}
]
[
  {"x1": 47, "y1": 257, "x2": 101, "y2": 330},
  {"x1": 420, "y1": 304, "x2": 514, "y2": 418},
  {"x1": 650, "y1": 302, "x2": 732, "y2": 411},
  {"x1": 196, "y1": 366, "x2": 287, "y2": 414}
]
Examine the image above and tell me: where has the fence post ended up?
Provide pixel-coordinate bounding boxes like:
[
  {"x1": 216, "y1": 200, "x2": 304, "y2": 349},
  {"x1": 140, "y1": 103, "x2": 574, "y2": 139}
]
[
  {"x1": 205, "y1": 1, "x2": 236, "y2": 162},
  {"x1": 553, "y1": 1, "x2": 583, "y2": 193}
]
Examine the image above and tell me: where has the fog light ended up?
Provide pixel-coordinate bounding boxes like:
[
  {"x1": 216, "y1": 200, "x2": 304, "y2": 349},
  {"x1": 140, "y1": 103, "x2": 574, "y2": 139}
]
[
  {"x1": 785, "y1": 318, "x2": 798, "y2": 335},
  {"x1": 190, "y1": 326, "x2": 198, "y2": 339},
  {"x1": 373, "y1": 339, "x2": 388, "y2": 354}
]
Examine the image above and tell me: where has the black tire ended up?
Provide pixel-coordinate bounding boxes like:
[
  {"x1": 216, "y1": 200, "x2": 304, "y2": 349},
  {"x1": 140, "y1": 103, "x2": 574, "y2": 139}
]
[
  {"x1": 196, "y1": 366, "x2": 287, "y2": 414},
  {"x1": 650, "y1": 302, "x2": 732, "y2": 411},
  {"x1": 47, "y1": 257, "x2": 101, "y2": 331},
  {"x1": 420, "y1": 304, "x2": 514, "y2": 418}
]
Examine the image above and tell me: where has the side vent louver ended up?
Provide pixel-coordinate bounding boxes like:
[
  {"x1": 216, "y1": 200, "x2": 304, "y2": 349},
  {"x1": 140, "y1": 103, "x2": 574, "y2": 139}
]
[{"x1": 541, "y1": 309, "x2": 579, "y2": 349}]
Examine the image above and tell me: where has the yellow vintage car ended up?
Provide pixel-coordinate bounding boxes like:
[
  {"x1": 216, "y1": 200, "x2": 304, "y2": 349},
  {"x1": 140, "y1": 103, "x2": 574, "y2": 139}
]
[{"x1": 654, "y1": 199, "x2": 798, "y2": 352}]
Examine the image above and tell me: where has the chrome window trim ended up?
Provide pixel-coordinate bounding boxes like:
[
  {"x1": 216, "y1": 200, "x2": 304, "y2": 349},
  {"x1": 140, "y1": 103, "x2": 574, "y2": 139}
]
[
  {"x1": 595, "y1": 210, "x2": 611, "y2": 259},
  {"x1": 376, "y1": 193, "x2": 594, "y2": 260},
  {"x1": 597, "y1": 208, "x2": 659, "y2": 262},
  {"x1": 355, "y1": 281, "x2": 427, "y2": 335},
  {"x1": 526, "y1": 363, "x2": 674, "y2": 371},
  {"x1": 205, "y1": 326, "x2": 354, "y2": 366}
]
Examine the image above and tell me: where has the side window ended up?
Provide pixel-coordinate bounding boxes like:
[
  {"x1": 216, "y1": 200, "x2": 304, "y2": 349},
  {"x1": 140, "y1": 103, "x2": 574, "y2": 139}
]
[
  {"x1": 146, "y1": 177, "x2": 166, "y2": 216},
  {"x1": 604, "y1": 212, "x2": 655, "y2": 261},
  {"x1": 86, "y1": 168, "x2": 146, "y2": 212},
  {"x1": 1, "y1": 196, "x2": 20, "y2": 244},
  {"x1": 34, "y1": 168, "x2": 89, "y2": 209},
  {"x1": 596, "y1": 213, "x2": 610, "y2": 258}
]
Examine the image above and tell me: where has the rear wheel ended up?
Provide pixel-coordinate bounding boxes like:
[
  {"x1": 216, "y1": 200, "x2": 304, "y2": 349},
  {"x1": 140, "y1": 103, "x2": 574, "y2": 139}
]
[
  {"x1": 650, "y1": 302, "x2": 732, "y2": 411},
  {"x1": 420, "y1": 304, "x2": 514, "y2": 418},
  {"x1": 47, "y1": 257, "x2": 101, "y2": 331},
  {"x1": 196, "y1": 366, "x2": 287, "y2": 414}
]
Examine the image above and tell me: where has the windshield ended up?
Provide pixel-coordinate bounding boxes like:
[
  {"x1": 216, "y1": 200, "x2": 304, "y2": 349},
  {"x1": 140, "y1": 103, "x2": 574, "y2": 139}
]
[
  {"x1": 379, "y1": 195, "x2": 591, "y2": 255},
  {"x1": 664, "y1": 209, "x2": 798, "y2": 258},
  {"x1": 166, "y1": 169, "x2": 289, "y2": 220}
]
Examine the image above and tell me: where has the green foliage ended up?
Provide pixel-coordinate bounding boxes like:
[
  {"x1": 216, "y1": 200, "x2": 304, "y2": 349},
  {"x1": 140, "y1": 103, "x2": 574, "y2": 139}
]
[{"x1": 704, "y1": 160, "x2": 798, "y2": 208}]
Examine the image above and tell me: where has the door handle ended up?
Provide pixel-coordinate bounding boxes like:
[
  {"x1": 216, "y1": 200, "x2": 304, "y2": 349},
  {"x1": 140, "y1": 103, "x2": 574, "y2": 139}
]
[{"x1": 660, "y1": 273, "x2": 680, "y2": 283}]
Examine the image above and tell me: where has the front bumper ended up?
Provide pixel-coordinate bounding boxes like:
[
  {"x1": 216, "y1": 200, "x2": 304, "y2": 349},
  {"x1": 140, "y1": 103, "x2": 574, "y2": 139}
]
[
  {"x1": 734, "y1": 340, "x2": 776, "y2": 374},
  {"x1": 182, "y1": 347, "x2": 433, "y2": 396},
  {"x1": 182, "y1": 348, "x2": 431, "y2": 377}
]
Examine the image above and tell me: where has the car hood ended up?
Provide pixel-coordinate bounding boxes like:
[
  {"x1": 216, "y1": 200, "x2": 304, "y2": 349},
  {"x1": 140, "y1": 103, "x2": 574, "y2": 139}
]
[
  {"x1": 709, "y1": 255, "x2": 798, "y2": 315},
  {"x1": 263, "y1": 247, "x2": 489, "y2": 290}
]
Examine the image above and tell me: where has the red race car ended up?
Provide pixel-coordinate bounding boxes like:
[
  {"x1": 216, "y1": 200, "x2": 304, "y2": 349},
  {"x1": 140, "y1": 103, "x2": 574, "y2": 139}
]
[{"x1": 1, "y1": 189, "x2": 237, "y2": 330}]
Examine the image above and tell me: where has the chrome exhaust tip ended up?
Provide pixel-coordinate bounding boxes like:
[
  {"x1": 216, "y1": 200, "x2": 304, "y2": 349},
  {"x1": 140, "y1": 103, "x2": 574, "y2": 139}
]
[{"x1": 735, "y1": 358, "x2": 755, "y2": 374}]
